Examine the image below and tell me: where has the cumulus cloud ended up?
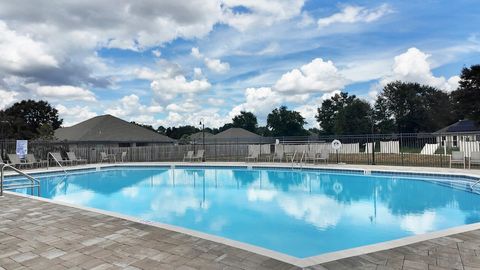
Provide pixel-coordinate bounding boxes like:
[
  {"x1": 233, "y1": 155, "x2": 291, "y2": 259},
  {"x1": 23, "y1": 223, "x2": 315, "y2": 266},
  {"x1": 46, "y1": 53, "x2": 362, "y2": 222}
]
[
  {"x1": 56, "y1": 104, "x2": 97, "y2": 126},
  {"x1": 105, "y1": 94, "x2": 163, "y2": 125},
  {"x1": 229, "y1": 87, "x2": 282, "y2": 119},
  {"x1": 318, "y1": 4, "x2": 393, "y2": 28},
  {"x1": 150, "y1": 74, "x2": 211, "y2": 97},
  {"x1": 274, "y1": 58, "x2": 348, "y2": 93},
  {"x1": 33, "y1": 85, "x2": 97, "y2": 102},
  {"x1": 0, "y1": 89, "x2": 19, "y2": 109},
  {"x1": 221, "y1": 0, "x2": 306, "y2": 31},
  {"x1": 191, "y1": 47, "x2": 203, "y2": 59},
  {"x1": 0, "y1": 21, "x2": 58, "y2": 73},
  {"x1": 135, "y1": 66, "x2": 212, "y2": 101},
  {"x1": 381, "y1": 47, "x2": 460, "y2": 91},
  {"x1": 191, "y1": 47, "x2": 230, "y2": 73}
]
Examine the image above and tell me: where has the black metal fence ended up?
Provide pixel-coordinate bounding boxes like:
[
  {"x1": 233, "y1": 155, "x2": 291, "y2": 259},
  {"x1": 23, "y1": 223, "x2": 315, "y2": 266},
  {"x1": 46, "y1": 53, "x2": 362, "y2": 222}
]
[{"x1": 1, "y1": 131, "x2": 479, "y2": 169}]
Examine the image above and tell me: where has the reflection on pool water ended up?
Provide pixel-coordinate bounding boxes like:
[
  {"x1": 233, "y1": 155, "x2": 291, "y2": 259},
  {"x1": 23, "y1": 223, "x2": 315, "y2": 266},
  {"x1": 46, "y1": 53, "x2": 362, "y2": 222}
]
[{"x1": 12, "y1": 166, "x2": 480, "y2": 258}]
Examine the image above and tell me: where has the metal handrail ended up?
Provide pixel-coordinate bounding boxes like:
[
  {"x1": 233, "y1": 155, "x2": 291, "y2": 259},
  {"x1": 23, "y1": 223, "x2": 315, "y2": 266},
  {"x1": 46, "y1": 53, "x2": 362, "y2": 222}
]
[
  {"x1": 47, "y1": 152, "x2": 67, "y2": 175},
  {"x1": 1, "y1": 163, "x2": 40, "y2": 196}
]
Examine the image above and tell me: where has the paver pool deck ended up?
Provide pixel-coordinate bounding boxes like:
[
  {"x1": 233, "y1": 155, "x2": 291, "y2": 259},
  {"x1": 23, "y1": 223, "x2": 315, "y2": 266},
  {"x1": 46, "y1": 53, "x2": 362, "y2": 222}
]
[{"x1": 2, "y1": 163, "x2": 480, "y2": 269}]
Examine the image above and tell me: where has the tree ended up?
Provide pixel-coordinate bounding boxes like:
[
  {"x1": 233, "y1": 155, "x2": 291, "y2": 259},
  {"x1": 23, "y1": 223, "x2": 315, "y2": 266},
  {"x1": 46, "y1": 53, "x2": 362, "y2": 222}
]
[
  {"x1": 131, "y1": 121, "x2": 155, "y2": 132},
  {"x1": 316, "y1": 92, "x2": 372, "y2": 135},
  {"x1": 334, "y1": 99, "x2": 373, "y2": 134},
  {"x1": 316, "y1": 92, "x2": 356, "y2": 135},
  {"x1": 2, "y1": 100, "x2": 62, "y2": 139},
  {"x1": 232, "y1": 111, "x2": 258, "y2": 132},
  {"x1": 165, "y1": 125, "x2": 199, "y2": 139},
  {"x1": 156, "y1": 125, "x2": 167, "y2": 135},
  {"x1": 267, "y1": 106, "x2": 308, "y2": 136},
  {"x1": 374, "y1": 81, "x2": 454, "y2": 133},
  {"x1": 451, "y1": 65, "x2": 480, "y2": 121}
]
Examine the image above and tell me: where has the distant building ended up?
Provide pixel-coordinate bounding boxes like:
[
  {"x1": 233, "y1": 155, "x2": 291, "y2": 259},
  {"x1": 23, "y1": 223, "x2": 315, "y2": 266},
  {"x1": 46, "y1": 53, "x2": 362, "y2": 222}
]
[
  {"x1": 188, "y1": 131, "x2": 214, "y2": 142},
  {"x1": 212, "y1": 128, "x2": 265, "y2": 143},
  {"x1": 434, "y1": 119, "x2": 480, "y2": 148},
  {"x1": 55, "y1": 114, "x2": 175, "y2": 147}
]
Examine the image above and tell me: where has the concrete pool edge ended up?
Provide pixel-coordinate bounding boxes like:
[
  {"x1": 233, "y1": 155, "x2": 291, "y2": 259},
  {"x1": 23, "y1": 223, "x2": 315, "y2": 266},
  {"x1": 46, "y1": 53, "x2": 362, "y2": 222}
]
[{"x1": 4, "y1": 162, "x2": 480, "y2": 268}]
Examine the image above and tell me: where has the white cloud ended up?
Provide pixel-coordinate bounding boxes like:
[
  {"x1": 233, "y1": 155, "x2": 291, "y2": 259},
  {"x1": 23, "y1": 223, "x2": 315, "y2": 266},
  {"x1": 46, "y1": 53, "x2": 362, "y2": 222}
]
[
  {"x1": 166, "y1": 100, "x2": 200, "y2": 113},
  {"x1": 56, "y1": 104, "x2": 97, "y2": 126},
  {"x1": 318, "y1": 4, "x2": 393, "y2": 28},
  {"x1": 0, "y1": 89, "x2": 18, "y2": 109},
  {"x1": 152, "y1": 49, "x2": 161, "y2": 57},
  {"x1": 191, "y1": 47, "x2": 230, "y2": 73},
  {"x1": 135, "y1": 66, "x2": 212, "y2": 101},
  {"x1": 221, "y1": 0, "x2": 306, "y2": 31},
  {"x1": 34, "y1": 85, "x2": 97, "y2": 102},
  {"x1": 105, "y1": 94, "x2": 163, "y2": 125},
  {"x1": 158, "y1": 108, "x2": 226, "y2": 128},
  {"x1": 229, "y1": 87, "x2": 282, "y2": 119},
  {"x1": 151, "y1": 74, "x2": 211, "y2": 98},
  {"x1": 191, "y1": 47, "x2": 203, "y2": 59},
  {"x1": 204, "y1": 58, "x2": 230, "y2": 73},
  {"x1": 274, "y1": 58, "x2": 348, "y2": 93},
  {"x1": 0, "y1": 21, "x2": 58, "y2": 73},
  {"x1": 381, "y1": 47, "x2": 460, "y2": 91}
]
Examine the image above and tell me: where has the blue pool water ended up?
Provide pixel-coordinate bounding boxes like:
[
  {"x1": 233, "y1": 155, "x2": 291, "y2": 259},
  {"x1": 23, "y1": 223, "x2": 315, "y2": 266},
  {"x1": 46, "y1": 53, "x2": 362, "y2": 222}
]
[{"x1": 11, "y1": 166, "x2": 480, "y2": 258}]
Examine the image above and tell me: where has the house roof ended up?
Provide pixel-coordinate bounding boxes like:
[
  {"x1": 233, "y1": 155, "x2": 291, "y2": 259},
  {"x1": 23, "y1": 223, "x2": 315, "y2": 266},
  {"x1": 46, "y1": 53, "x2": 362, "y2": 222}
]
[
  {"x1": 213, "y1": 128, "x2": 261, "y2": 139},
  {"x1": 188, "y1": 131, "x2": 214, "y2": 140},
  {"x1": 54, "y1": 114, "x2": 175, "y2": 142},
  {"x1": 434, "y1": 120, "x2": 480, "y2": 134}
]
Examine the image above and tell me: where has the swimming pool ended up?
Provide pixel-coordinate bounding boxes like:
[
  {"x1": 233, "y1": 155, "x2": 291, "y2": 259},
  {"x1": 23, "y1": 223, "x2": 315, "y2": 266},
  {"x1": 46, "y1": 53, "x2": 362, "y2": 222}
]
[{"x1": 10, "y1": 165, "x2": 480, "y2": 259}]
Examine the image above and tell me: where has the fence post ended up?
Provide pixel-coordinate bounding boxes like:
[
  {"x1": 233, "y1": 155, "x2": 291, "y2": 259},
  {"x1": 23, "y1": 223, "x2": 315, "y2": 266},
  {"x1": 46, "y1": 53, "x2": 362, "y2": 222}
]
[
  {"x1": 371, "y1": 134, "x2": 375, "y2": 165},
  {"x1": 400, "y1": 133, "x2": 404, "y2": 166}
]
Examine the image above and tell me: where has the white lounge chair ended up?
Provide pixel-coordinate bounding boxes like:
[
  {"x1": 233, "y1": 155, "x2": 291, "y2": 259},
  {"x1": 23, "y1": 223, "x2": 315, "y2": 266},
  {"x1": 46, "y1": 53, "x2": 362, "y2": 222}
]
[
  {"x1": 100, "y1": 152, "x2": 115, "y2": 163},
  {"x1": 67, "y1": 152, "x2": 87, "y2": 165},
  {"x1": 245, "y1": 151, "x2": 259, "y2": 162},
  {"x1": 192, "y1": 150, "x2": 204, "y2": 162},
  {"x1": 8, "y1": 154, "x2": 34, "y2": 168},
  {"x1": 50, "y1": 152, "x2": 74, "y2": 166},
  {"x1": 450, "y1": 151, "x2": 465, "y2": 168},
  {"x1": 272, "y1": 151, "x2": 283, "y2": 162},
  {"x1": 183, "y1": 151, "x2": 194, "y2": 162},
  {"x1": 26, "y1": 154, "x2": 47, "y2": 168},
  {"x1": 121, "y1": 151, "x2": 127, "y2": 162},
  {"x1": 470, "y1": 152, "x2": 480, "y2": 169},
  {"x1": 305, "y1": 151, "x2": 329, "y2": 164}
]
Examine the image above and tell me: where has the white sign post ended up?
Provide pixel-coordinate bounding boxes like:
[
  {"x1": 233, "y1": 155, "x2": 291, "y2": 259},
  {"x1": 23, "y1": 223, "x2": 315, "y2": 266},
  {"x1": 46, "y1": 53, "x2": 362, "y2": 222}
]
[
  {"x1": 331, "y1": 139, "x2": 342, "y2": 164},
  {"x1": 16, "y1": 140, "x2": 28, "y2": 159}
]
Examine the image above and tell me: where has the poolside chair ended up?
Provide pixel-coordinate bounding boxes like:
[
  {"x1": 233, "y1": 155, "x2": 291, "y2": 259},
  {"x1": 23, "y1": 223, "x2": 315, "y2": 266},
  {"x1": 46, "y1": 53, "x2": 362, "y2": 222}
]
[
  {"x1": 304, "y1": 151, "x2": 327, "y2": 164},
  {"x1": 50, "y1": 152, "x2": 73, "y2": 166},
  {"x1": 272, "y1": 151, "x2": 283, "y2": 162},
  {"x1": 26, "y1": 154, "x2": 47, "y2": 168},
  {"x1": 100, "y1": 152, "x2": 115, "y2": 163},
  {"x1": 183, "y1": 151, "x2": 194, "y2": 162},
  {"x1": 121, "y1": 151, "x2": 127, "y2": 162},
  {"x1": 192, "y1": 150, "x2": 204, "y2": 162},
  {"x1": 67, "y1": 152, "x2": 87, "y2": 165},
  {"x1": 450, "y1": 151, "x2": 465, "y2": 169},
  {"x1": 245, "y1": 151, "x2": 259, "y2": 163},
  {"x1": 317, "y1": 151, "x2": 330, "y2": 164},
  {"x1": 7, "y1": 154, "x2": 34, "y2": 168},
  {"x1": 470, "y1": 152, "x2": 480, "y2": 169}
]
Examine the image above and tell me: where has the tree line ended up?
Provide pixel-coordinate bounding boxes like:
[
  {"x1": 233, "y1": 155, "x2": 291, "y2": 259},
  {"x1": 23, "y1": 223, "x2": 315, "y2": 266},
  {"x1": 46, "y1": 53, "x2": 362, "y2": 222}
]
[{"x1": 0, "y1": 64, "x2": 478, "y2": 140}]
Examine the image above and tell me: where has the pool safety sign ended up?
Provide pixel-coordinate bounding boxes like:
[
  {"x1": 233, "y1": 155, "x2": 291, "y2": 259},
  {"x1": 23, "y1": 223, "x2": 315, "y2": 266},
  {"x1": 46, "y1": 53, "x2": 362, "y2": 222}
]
[{"x1": 16, "y1": 140, "x2": 28, "y2": 159}]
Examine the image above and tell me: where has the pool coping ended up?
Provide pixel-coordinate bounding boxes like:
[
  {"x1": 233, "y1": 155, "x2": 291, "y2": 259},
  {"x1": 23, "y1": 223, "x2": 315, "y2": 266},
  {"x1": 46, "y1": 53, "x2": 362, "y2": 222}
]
[{"x1": 3, "y1": 162, "x2": 480, "y2": 268}]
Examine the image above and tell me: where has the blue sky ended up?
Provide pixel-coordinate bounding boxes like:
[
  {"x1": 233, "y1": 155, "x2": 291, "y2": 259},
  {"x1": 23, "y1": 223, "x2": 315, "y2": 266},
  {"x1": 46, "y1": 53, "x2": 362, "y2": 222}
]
[{"x1": 0, "y1": 0, "x2": 478, "y2": 128}]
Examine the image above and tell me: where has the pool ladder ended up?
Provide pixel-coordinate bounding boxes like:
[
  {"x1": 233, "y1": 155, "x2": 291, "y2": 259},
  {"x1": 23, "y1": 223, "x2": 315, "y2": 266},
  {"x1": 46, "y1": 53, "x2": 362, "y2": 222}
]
[
  {"x1": 291, "y1": 151, "x2": 306, "y2": 170},
  {"x1": 0, "y1": 163, "x2": 41, "y2": 196}
]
